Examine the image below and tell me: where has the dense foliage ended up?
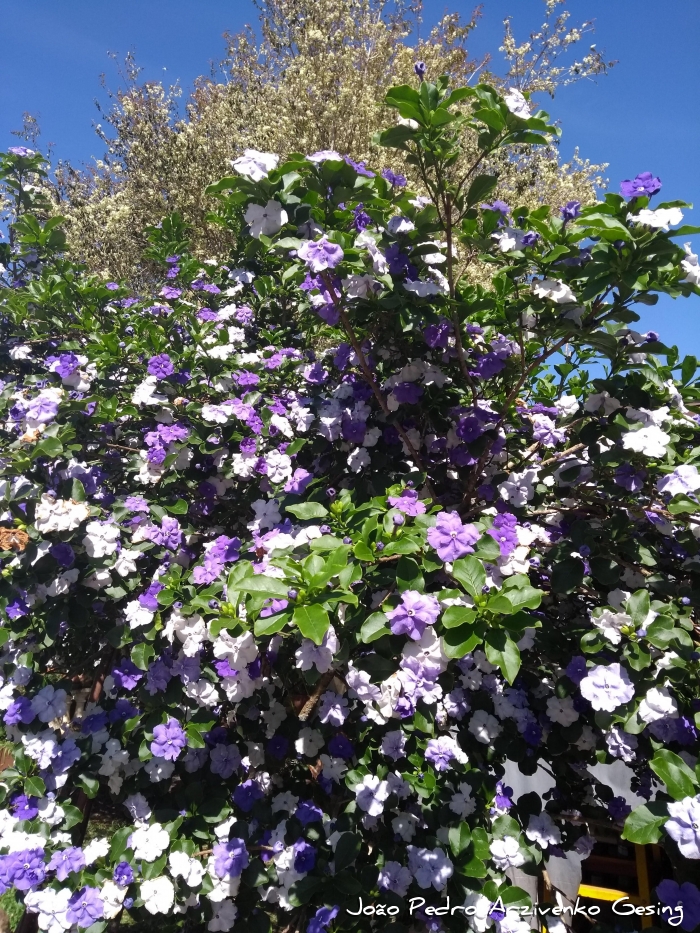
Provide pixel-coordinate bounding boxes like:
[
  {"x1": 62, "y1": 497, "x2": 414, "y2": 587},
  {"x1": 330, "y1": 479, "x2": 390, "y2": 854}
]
[{"x1": 0, "y1": 66, "x2": 699, "y2": 933}]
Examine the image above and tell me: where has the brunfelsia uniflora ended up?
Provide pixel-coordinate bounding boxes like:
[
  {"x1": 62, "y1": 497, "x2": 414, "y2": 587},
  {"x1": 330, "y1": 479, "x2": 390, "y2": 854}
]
[{"x1": 0, "y1": 69, "x2": 699, "y2": 933}]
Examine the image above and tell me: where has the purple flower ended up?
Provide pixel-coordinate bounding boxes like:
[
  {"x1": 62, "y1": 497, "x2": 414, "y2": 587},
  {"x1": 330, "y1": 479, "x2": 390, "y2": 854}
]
[
  {"x1": 8, "y1": 146, "x2": 35, "y2": 157},
  {"x1": 160, "y1": 286, "x2": 182, "y2": 300},
  {"x1": 487, "y1": 512, "x2": 519, "y2": 556},
  {"x1": 150, "y1": 718, "x2": 187, "y2": 760},
  {"x1": 656, "y1": 880, "x2": 700, "y2": 931},
  {"x1": 560, "y1": 201, "x2": 582, "y2": 221},
  {"x1": 424, "y1": 319, "x2": 452, "y2": 349},
  {"x1": 26, "y1": 396, "x2": 59, "y2": 424},
  {"x1": 481, "y1": 200, "x2": 511, "y2": 223},
  {"x1": 10, "y1": 849, "x2": 46, "y2": 890},
  {"x1": 210, "y1": 743, "x2": 241, "y2": 778},
  {"x1": 426, "y1": 511, "x2": 480, "y2": 562},
  {"x1": 49, "y1": 542, "x2": 75, "y2": 568},
  {"x1": 352, "y1": 203, "x2": 372, "y2": 232},
  {"x1": 392, "y1": 381, "x2": 423, "y2": 405},
  {"x1": 343, "y1": 156, "x2": 375, "y2": 178},
  {"x1": 414, "y1": 61, "x2": 427, "y2": 79},
  {"x1": 387, "y1": 489, "x2": 427, "y2": 516},
  {"x1": 112, "y1": 659, "x2": 143, "y2": 691},
  {"x1": 296, "y1": 800, "x2": 323, "y2": 825},
  {"x1": 293, "y1": 839, "x2": 317, "y2": 873},
  {"x1": 607, "y1": 796, "x2": 632, "y2": 821},
  {"x1": 307, "y1": 906, "x2": 340, "y2": 933},
  {"x1": 614, "y1": 463, "x2": 646, "y2": 492},
  {"x1": 147, "y1": 354, "x2": 175, "y2": 379},
  {"x1": 48, "y1": 846, "x2": 85, "y2": 881},
  {"x1": 327, "y1": 734, "x2": 353, "y2": 759},
  {"x1": 381, "y1": 731, "x2": 406, "y2": 760},
  {"x1": 213, "y1": 838, "x2": 249, "y2": 879},
  {"x1": 303, "y1": 362, "x2": 329, "y2": 384},
  {"x1": 233, "y1": 779, "x2": 264, "y2": 812},
  {"x1": 579, "y1": 663, "x2": 635, "y2": 712},
  {"x1": 124, "y1": 495, "x2": 149, "y2": 513},
  {"x1": 381, "y1": 168, "x2": 407, "y2": 187},
  {"x1": 425, "y1": 736, "x2": 458, "y2": 771},
  {"x1": 10, "y1": 794, "x2": 38, "y2": 821},
  {"x1": 146, "y1": 659, "x2": 173, "y2": 695},
  {"x1": 267, "y1": 734, "x2": 289, "y2": 759},
  {"x1": 565, "y1": 656, "x2": 587, "y2": 685},
  {"x1": 620, "y1": 172, "x2": 662, "y2": 199},
  {"x1": 532, "y1": 414, "x2": 565, "y2": 447},
  {"x1": 386, "y1": 590, "x2": 440, "y2": 640},
  {"x1": 113, "y1": 861, "x2": 134, "y2": 887},
  {"x1": 146, "y1": 517, "x2": 182, "y2": 551},
  {"x1": 4, "y1": 697, "x2": 35, "y2": 725},
  {"x1": 66, "y1": 886, "x2": 104, "y2": 927},
  {"x1": 284, "y1": 468, "x2": 313, "y2": 494},
  {"x1": 298, "y1": 237, "x2": 344, "y2": 273}
]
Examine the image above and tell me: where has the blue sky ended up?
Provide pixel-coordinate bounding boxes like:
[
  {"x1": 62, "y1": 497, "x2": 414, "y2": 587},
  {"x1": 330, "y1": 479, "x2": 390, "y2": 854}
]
[{"x1": 1, "y1": 1, "x2": 699, "y2": 352}]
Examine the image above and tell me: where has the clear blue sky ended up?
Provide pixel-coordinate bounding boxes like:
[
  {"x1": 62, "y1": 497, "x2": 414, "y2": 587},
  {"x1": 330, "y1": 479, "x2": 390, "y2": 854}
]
[{"x1": 1, "y1": 1, "x2": 699, "y2": 353}]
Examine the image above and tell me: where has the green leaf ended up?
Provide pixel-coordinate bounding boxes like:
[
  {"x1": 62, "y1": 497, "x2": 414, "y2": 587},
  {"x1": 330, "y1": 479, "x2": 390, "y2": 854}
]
[
  {"x1": 24, "y1": 776, "x2": 46, "y2": 797},
  {"x1": 649, "y1": 749, "x2": 698, "y2": 800},
  {"x1": 621, "y1": 802, "x2": 667, "y2": 844},
  {"x1": 163, "y1": 499, "x2": 189, "y2": 514},
  {"x1": 131, "y1": 642, "x2": 155, "y2": 672},
  {"x1": 471, "y1": 826, "x2": 491, "y2": 859},
  {"x1": 442, "y1": 605, "x2": 477, "y2": 629},
  {"x1": 442, "y1": 622, "x2": 481, "y2": 659},
  {"x1": 110, "y1": 826, "x2": 133, "y2": 861},
  {"x1": 360, "y1": 612, "x2": 391, "y2": 644},
  {"x1": 473, "y1": 534, "x2": 501, "y2": 561},
  {"x1": 71, "y1": 478, "x2": 87, "y2": 502},
  {"x1": 238, "y1": 575, "x2": 291, "y2": 599},
  {"x1": 32, "y1": 436, "x2": 63, "y2": 459},
  {"x1": 334, "y1": 832, "x2": 361, "y2": 871},
  {"x1": 293, "y1": 604, "x2": 330, "y2": 645},
  {"x1": 284, "y1": 502, "x2": 329, "y2": 520},
  {"x1": 467, "y1": 174, "x2": 498, "y2": 207},
  {"x1": 77, "y1": 773, "x2": 100, "y2": 799},
  {"x1": 451, "y1": 556, "x2": 486, "y2": 599},
  {"x1": 484, "y1": 630, "x2": 521, "y2": 684},
  {"x1": 627, "y1": 589, "x2": 650, "y2": 627},
  {"x1": 551, "y1": 557, "x2": 585, "y2": 594},
  {"x1": 396, "y1": 556, "x2": 423, "y2": 591},
  {"x1": 449, "y1": 823, "x2": 471, "y2": 857}
]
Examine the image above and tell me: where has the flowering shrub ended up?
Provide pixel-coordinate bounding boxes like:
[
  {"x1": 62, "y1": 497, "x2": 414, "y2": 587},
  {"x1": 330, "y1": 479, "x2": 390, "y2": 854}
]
[{"x1": 0, "y1": 69, "x2": 699, "y2": 933}]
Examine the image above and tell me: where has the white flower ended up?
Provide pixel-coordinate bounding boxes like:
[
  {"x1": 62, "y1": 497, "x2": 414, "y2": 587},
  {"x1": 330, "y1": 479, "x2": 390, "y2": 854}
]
[
  {"x1": 355, "y1": 774, "x2": 391, "y2": 816},
  {"x1": 124, "y1": 793, "x2": 152, "y2": 822},
  {"x1": 306, "y1": 149, "x2": 342, "y2": 163},
  {"x1": 347, "y1": 447, "x2": 371, "y2": 472},
  {"x1": 244, "y1": 199, "x2": 288, "y2": 238},
  {"x1": 503, "y1": 87, "x2": 531, "y2": 118},
  {"x1": 468, "y1": 709, "x2": 502, "y2": 744},
  {"x1": 546, "y1": 695, "x2": 579, "y2": 726},
  {"x1": 145, "y1": 758, "x2": 175, "y2": 783},
  {"x1": 24, "y1": 888, "x2": 72, "y2": 932},
  {"x1": 124, "y1": 599, "x2": 155, "y2": 630},
  {"x1": 498, "y1": 467, "x2": 539, "y2": 507},
  {"x1": 681, "y1": 242, "x2": 700, "y2": 285},
  {"x1": 141, "y1": 876, "x2": 176, "y2": 915},
  {"x1": 294, "y1": 626, "x2": 338, "y2": 674},
  {"x1": 231, "y1": 149, "x2": 279, "y2": 181},
  {"x1": 631, "y1": 207, "x2": 683, "y2": 229},
  {"x1": 100, "y1": 880, "x2": 126, "y2": 920},
  {"x1": 247, "y1": 498, "x2": 282, "y2": 531},
  {"x1": 532, "y1": 278, "x2": 577, "y2": 304},
  {"x1": 342, "y1": 273, "x2": 380, "y2": 299},
  {"x1": 392, "y1": 812, "x2": 419, "y2": 841},
  {"x1": 212, "y1": 630, "x2": 258, "y2": 667},
  {"x1": 265, "y1": 449, "x2": 293, "y2": 484},
  {"x1": 294, "y1": 727, "x2": 324, "y2": 758},
  {"x1": 132, "y1": 375, "x2": 168, "y2": 407},
  {"x1": 83, "y1": 836, "x2": 110, "y2": 865},
  {"x1": 208, "y1": 900, "x2": 238, "y2": 931},
  {"x1": 131, "y1": 822, "x2": 170, "y2": 862},
  {"x1": 34, "y1": 495, "x2": 89, "y2": 533},
  {"x1": 272, "y1": 792, "x2": 299, "y2": 814},
  {"x1": 403, "y1": 279, "x2": 443, "y2": 297},
  {"x1": 622, "y1": 425, "x2": 670, "y2": 458},
  {"x1": 320, "y1": 754, "x2": 347, "y2": 783},
  {"x1": 449, "y1": 783, "x2": 476, "y2": 818},
  {"x1": 169, "y1": 850, "x2": 205, "y2": 886},
  {"x1": 526, "y1": 812, "x2": 562, "y2": 849},
  {"x1": 638, "y1": 686, "x2": 679, "y2": 723},
  {"x1": 113, "y1": 548, "x2": 141, "y2": 577},
  {"x1": 593, "y1": 608, "x2": 632, "y2": 645},
  {"x1": 555, "y1": 394, "x2": 579, "y2": 418},
  {"x1": 83, "y1": 520, "x2": 120, "y2": 558},
  {"x1": 387, "y1": 215, "x2": 415, "y2": 235},
  {"x1": 490, "y1": 835, "x2": 525, "y2": 870}
]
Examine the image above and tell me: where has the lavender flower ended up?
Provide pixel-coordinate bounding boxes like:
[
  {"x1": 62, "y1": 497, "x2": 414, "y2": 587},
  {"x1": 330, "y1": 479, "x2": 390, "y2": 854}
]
[
  {"x1": 213, "y1": 838, "x2": 249, "y2": 879},
  {"x1": 150, "y1": 718, "x2": 187, "y2": 760},
  {"x1": 620, "y1": 172, "x2": 662, "y2": 199},
  {"x1": 386, "y1": 590, "x2": 440, "y2": 640},
  {"x1": 298, "y1": 237, "x2": 345, "y2": 273},
  {"x1": 665, "y1": 796, "x2": 700, "y2": 858},
  {"x1": 426, "y1": 511, "x2": 480, "y2": 562},
  {"x1": 147, "y1": 354, "x2": 175, "y2": 379},
  {"x1": 66, "y1": 886, "x2": 104, "y2": 927},
  {"x1": 656, "y1": 880, "x2": 700, "y2": 931},
  {"x1": 47, "y1": 846, "x2": 85, "y2": 881}
]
